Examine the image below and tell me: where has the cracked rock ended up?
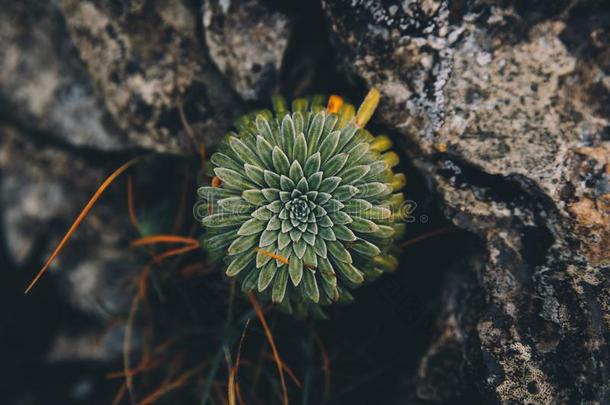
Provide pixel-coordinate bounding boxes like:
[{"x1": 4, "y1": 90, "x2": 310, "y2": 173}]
[
  {"x1": 203, "y1": 0, "x2": 292, "y2": 101},
  {"x1": 0, "y1": 1, "x2": 128, "y2": 150},
  {"x1": 59, "y1": 0, "x2": 243, "y2": 153},
  {"x1": 324, "y1": 0, "x2": 610, "y2": 403}
]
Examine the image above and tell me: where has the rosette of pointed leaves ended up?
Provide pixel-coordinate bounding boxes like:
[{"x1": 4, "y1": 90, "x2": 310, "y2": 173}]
[{"x1": 195, "y1": 90, "x2": 406, "y2": 315}]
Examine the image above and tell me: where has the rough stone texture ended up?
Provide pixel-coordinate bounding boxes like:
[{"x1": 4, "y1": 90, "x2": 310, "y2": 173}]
[
  {"x1": 0, "y1": 2, "x2": 128, "y2": 150},
  {"x1": 1, "y1": 0, "x2": 609, "y2": 402},
  {"x1": 58, "y1": 0, "x2": 244, "y2": 153},
  {"x1": 0, "y1": 126, "x2": 138, "y2": 319},
  {"x1": 323, "y1": 0, "x2": 609, "y2": 404},
  {"x1": 203, "y1": 0, "x2": 292, "y2": 101}
]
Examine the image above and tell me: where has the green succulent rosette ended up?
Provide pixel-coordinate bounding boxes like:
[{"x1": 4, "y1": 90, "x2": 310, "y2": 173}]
[{"x1": 195, "y1": 90, "x2": 406, "y2": 316}]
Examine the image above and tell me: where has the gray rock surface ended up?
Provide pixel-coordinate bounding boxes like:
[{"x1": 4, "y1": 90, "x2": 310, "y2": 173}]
[
  {"x1": 0, "y1": 2, "x2": 128, "y2": 150},
  {"x1": 0, "y1": 126, "x2": 137, "y2": 319},
  {"x1": 323, "y1": 0, "x2": 609, "y2": 403},
  {"x1": 58, "y1": 0, "x2": 244, "y2": 153},
  {"x1": 203, "y1": 0, "x2": 292, "y2": 100},
  {"x1": 1, "y1": 0, "x2": 608, "y2": 403}
]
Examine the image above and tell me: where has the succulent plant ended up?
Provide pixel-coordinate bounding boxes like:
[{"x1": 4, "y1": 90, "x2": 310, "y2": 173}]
[{"x1": 195, "y1": 90, "x2": 406, "y2": 316}]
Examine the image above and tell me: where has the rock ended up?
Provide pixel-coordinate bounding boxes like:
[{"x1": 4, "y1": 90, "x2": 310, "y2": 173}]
[
  {"x1": 203, "y1": 0, "x2": 292, "y2": 101},
  {"x1": 323, "y1": 0, "x2": 610, "y2": 403},
  {"x1": 59, "y1": 0, "x2": 243, "y2": 153},
  {"x1": 0, "y1": 1, "x2": 128, "y2": 150},
  {"x1": 0, "y1": 125, "x2": 137, "y2": 319}
]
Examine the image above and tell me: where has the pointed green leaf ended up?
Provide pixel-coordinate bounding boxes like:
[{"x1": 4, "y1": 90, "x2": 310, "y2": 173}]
[
  {"x1": 335, "y1": 122, "x2": 359, "y2": 152},
  {"x1": 334, "y1": 224, "x2": 356, "y2": 241},
  {"x1": 226, "y1": 250, "x2": 256, "y2": 277},
  {"x1": 303, "y1": 246, "x2": 317, "y2": 268},
  {"x1": 307, "y1": 172, "x2": 323, "y2": 190},
  {"x1": 259, "y1": 229, "x2": 277, "y2": 247},
  {"x1": 266, "y1": 200, "x2": 282, "y2": 213},
  {"x1": 289, "y1": 257, "x2": 303, "y2": 286},
  {"x1": 370, "y1": 224, "x2": 395, "y2": 238},
  {"x1": 244, "y1": 164, "x2": 265, "y2": 186},
  {"x1": 318, "y1": 130, "x2": 340, "y2": 163},
  {"x1": 278, "y1": 232, "x2": 291, "y2": 249},
  {"x1": 318, "y1": 226, "x2": 336, "y2": 241},
  {"x1": 315, "y1": 192, "x2": 332, "y2": 205},
  {"x1": 327, "y1": 240, "x2": 352, "y2": 263},
  {"x1": 293, "y1": 133, "x2": 307, "y2": 164},
  {"x1": 319, "y1": 176, "x2": 341, "y2": 193},
  {"x1": 329, "y1": 211, "x2": 353, "y2": 225},
  {"x1": 292, "y1": 112, "x2": 304, "y2": 135},
  {"x1": 293, "y1": 239, "x2": 307, "y2": 259},
  {"x1": 289, "y1": 161, "x2": 304, "y2": 183},
  {"x1": 263, "y1": 170, "x2": 281, "y2": 188},
  {"x1": 238, "y1": 218, "x2": 265, "y2": 236},
  {"x1": 323, "y1": 199, "x2": 344, "y2": 213},
  {"x1": 201, "y1": 214, "x2": 250, "y2": 228},
  {"x1": 218, "y1": 197, "x2": 253, "y2": 214},
  {"x1": 251, "y1": 206, "x2": 272, "y2": 221},
  {"x1": 303, "y1": 269, "x2": 320, "y2": 303},
  {"x1": 290, "y1": 228, "x2": 302, "y2": 242},
  {"x1": 272, "y1": 146, "x2": 290, "y2": 175},
  {"x1": 357, "y1": 182, "x2": 391, "y2": 198},
  {"x1": 343, "y1": 199, "x2": 373, "y2": 213},
  {"x1": 214, "y1": 168, "x2": 254, "y2": 191},
  {"x1": 242, "y1": 189, "x2": 266, "y2": 205},
  {"x1": 280, "y1": 175, "x2": 295, "y2": 191},
  {"x1": 272, "y1": 268, "x2": 289, "y2": 303},
  {"x1": 210, "y1": 152, "x2": 242, "y2": 172},
  {"x1": 318, "y1": 215, "x2": 333, "y2": 227},
  {"x1": 350, "y1": 239, "x2": 381, "y2": 257},
  {"x1": 255, "y1": 115, "x2": 274, "y2": 142},
  {"x1": 361, "y1": 206, "x2": 392, "y2": 220},
  {"x1": 229, "y1": 136, "x2": 263, "y2": 166},
  {"x1": 322, "y1": 113, "x2": 338, "y2": 135},
  {"x1": 322, "y1": 153, "x2": 348, "y2": 177},
  {"x1": 198, "y1": 186, "x2": 236, "y2": 201},
  {"x1": 228, "y1": 234, "x2": 259, "y2": 255},
  {"x1": 345, "y1": 142, "x2": 370, "y2": 165},
  {"x1": 262, "y1": 188, "x2": 280, "y2": 202},
  {"x1": 348, "y1": 217, "x2": 380, "y2": 233},
  {"x1": 307, "y1": 112, "x2": 326, "y2": 155},
  {"x1": 258, "y1": 261, "x2": 277, "y2": 291},
  {"x1": 303, "y1": 152, "x2": 321, "y2": 176},
  {"x1": 332, "y1": 258, "x2": 364, "y2": 284},
  {"x1": 296, "y1": 178, "x2": 309, "y2": 193},
  {"x1": 340, "y1": 165, "x2": 370, "y2": 184},
  {"x1": 319, "y1": 270, "x2": 339, "y2": 301},
  {"x1": 310, "y1": 236, "x2": 327, "y2": 260},
  {"x1": 302, "y1": 231, "x2": 315, "y2": 246},
  {"x1": 266, "y1": 215, "x2": 281, "y2": 231},
  {"x1": 241, "y1": 268, "x2": 259, "y2": 293},
  {"x1": 203, "y1": 230, "x2": 236, "y2": 250},
  {"x1": 256, "y1": 136, "x2": 274, "y2": 169},
  {"x1": 281, "y1": 115, "x2": 296, "y2": 158}
]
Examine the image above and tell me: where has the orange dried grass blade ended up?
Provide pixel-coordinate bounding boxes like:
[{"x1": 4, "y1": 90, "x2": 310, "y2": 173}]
[
  {"x1": 254, "y1": 247, "x2": 289, "y2": 265},
  {"x1": 398, "y1": 227, "x2": 453, "y2": 248},
  {"x1": 131, "y1": 235, "x2": 199, "y2": 247},
  {"x1": 152, "y1": 243, "x2": 199, "y2": 263},
  {"x1": 24, "y1": 157, "x2": 141, "y2": 294},
  {"x1": 263, "y1": 354, "x2": 302, "y2": 388},
  {"x1": 127, "y1": 175, "x2": 139, "y2": 229},
  {"x1": 136, "y1": 362, "x2": 206, "y2": 405},
  {"x1": 124, "y1": 265, "x2": 150, "y2": 403},
  {"x1": 228, "y1": 319, "x2": 250, "y2": 405},
  {"x1": 248, "y1": 293, "x2": 289, "y2": 405}
]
